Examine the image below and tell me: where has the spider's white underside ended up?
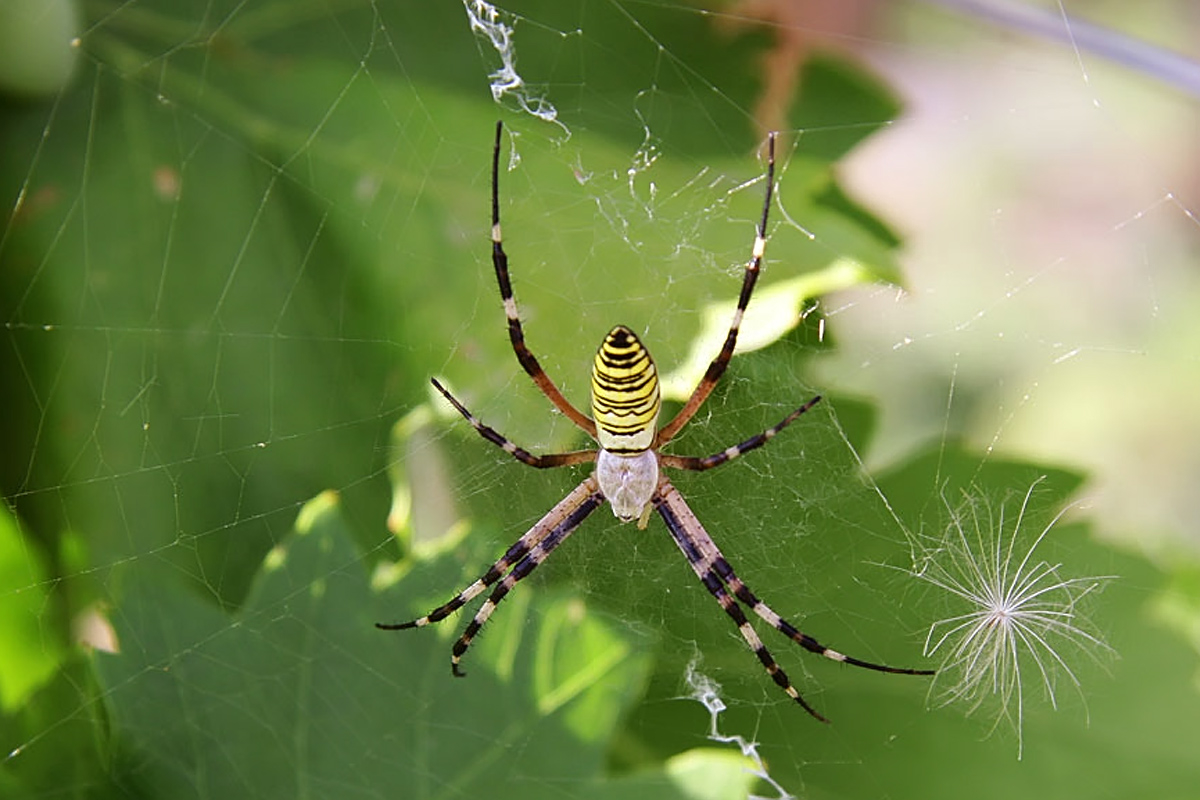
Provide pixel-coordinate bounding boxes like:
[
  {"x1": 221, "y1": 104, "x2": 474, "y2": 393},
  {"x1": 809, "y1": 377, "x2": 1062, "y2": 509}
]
[{"x1": 595, "y1": 449, "x2": 658, "y2": 526}]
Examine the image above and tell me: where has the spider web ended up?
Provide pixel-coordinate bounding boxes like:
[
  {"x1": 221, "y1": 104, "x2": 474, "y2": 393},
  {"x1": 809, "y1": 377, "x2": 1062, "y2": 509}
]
[{"x1": 3, "y1": 1, "x2": 1200, "y2": 798}]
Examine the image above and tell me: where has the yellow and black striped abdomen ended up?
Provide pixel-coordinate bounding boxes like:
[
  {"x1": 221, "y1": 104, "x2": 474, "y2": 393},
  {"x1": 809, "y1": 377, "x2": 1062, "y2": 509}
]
[{"x1": 591, "y1": 325, "x2": 661, "y2": 453}]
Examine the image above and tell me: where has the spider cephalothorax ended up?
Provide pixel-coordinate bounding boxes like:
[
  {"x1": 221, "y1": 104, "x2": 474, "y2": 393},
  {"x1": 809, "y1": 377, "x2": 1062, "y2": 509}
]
[{"x1": 378, "y1": 121, "x2": 932, "y2": 721}]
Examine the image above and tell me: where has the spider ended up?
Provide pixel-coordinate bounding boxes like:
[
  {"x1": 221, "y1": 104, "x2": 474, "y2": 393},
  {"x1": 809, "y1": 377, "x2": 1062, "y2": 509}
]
[{"x1": 378, "y1": 121, "x2": 933, "y2": 722}]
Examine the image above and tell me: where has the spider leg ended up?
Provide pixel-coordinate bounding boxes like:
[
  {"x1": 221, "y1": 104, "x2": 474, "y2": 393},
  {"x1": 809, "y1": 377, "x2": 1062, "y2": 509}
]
[
  {"x1": 448, "y1": 480, "x2": 604, "y2": 676},
  {"x1": 431, "y1": 378, "x2": 597, "y2": 469},
  {"x1": 654, "y1": 477, "x2": 828, "y2": 721},
  {"x1": 378, "y1": 477, "x2": 605, "y2": 678},
  {"x1": 491, "y1": 121, "x2": 598, "y2": 438},
  {"x1": 659, "y1": 395, "x2": 821, "y2": 472},
  {"x1": 655, "y1": 478, "x2": 933, "y2": 720},
  {"x1": 659, "y1": 479, "x2": 932, "y2": 674},
  {"x1": 711, "y1": 554, "x2": 935, "y2": 675},
  {"x1": 655, "y1": 132, "x2": 777, "y2": 447}
]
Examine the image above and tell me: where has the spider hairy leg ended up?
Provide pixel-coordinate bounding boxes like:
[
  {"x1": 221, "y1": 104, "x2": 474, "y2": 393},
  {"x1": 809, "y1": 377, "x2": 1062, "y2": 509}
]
[
  {"x1": 654, "y1": 478, "x2": 932, "y2": 721},
  {"x1": 655, "y1": 482, "x2": 827, "y2": 721},
  {"x1": 699, "y1": 567, "x2": 829, "y2": 722},
  {"x1": 375, "y1": 514, "x2": 543, "y2": 631},
  {"x1": 654, "y1": 131, "x2": 777, "y2": 447},
  {"x1": 490, "y1": 121, "x2": 597, "y2": 437},
  {"x1": 448, "y1": 485, "x2": 604, "y2": 676},
  {"x1": 659, "y1": 395, "x2": 823, "y2": 472},
  {"x1": 713, "y1": 560, "x2": 935, "y2": 675},
  {"x1": 429, "y1": 378, "x2": 597, "y2": 469},
  {"x1": 377, "y1": 478, "x2": 604, "y2": 676}
]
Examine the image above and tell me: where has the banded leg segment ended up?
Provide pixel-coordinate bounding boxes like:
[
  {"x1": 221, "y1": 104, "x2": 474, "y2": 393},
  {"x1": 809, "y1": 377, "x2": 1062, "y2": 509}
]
[
  {"x1": 655, "y1": 132, "x2": 777, "y2": 447},
  {"x1": 712, "y1": 556, "x2": 934, "y2": 676},
  {"x1": 449, "y1": 485, "x2": 605, "y2": 675},
  {"x1": 654, "y1": 476, "x2": 827, "y2": 721},
  {"x1": 491, "y1": 121, "x2": 597, "y2": 438},
  {"x1": 377, "y1": 477, "x2": 602, "y2": 633},
  {"x1": 431, "y1": 378, "x2": 597, "y2": 469},
  {"x1": 659, "y1": 395, "x2": 822, "y2": 472},
  {"x1": 654, "y1": 477, "x2": 931, "y2": 721}
]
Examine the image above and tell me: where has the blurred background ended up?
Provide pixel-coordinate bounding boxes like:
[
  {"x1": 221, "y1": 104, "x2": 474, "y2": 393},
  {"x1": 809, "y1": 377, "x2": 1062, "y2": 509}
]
[
  {"x1": 811, "y1": 0, "x2": 1200, "y2": 553},
  {"x1": 2, "y1": 1, "x2": 1199, "y2": 798}
]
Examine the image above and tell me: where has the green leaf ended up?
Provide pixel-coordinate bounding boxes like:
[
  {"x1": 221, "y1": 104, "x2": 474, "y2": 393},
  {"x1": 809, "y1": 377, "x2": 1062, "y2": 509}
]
[
  {"x1": 0, "y1": 507, "x2": 62, "y2": 711},
  {"x1": 94, "y1": 491, "x2": 773, "y2": 799}
]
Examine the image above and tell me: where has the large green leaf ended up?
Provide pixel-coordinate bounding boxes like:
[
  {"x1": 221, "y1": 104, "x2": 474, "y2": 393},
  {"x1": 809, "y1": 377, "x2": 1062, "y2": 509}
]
[
  {"x1": 3, "y1": 2, "x2": 1199, "y2": 799},
  {"x1": 95, "y1": 492, "x2": 729, "y2": 799}
]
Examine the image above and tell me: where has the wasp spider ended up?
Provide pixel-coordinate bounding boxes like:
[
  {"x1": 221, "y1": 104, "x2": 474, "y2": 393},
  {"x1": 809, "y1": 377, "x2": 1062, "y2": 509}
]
[{"x1": 379, "y1": 122, "x2": 932, "y2": 721}]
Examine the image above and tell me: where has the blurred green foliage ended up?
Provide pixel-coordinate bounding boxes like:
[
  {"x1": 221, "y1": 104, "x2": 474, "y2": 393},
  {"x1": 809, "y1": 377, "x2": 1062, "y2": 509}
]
[{"x1": 1, "y1": 1, "x2": 1198, "y2": 798}]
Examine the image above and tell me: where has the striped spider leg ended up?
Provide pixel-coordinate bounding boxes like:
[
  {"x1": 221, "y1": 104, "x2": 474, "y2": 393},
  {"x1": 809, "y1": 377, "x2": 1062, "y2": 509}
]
[
  {"x1": 653, "y1": 477, "x2": 932, "y2": 723},
  {"x1": 378, "y1": 122, "x2": 932, "y2": 721},
  {"x1": 377, "y1": 473, "x2": 604, "y2": 677}
]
